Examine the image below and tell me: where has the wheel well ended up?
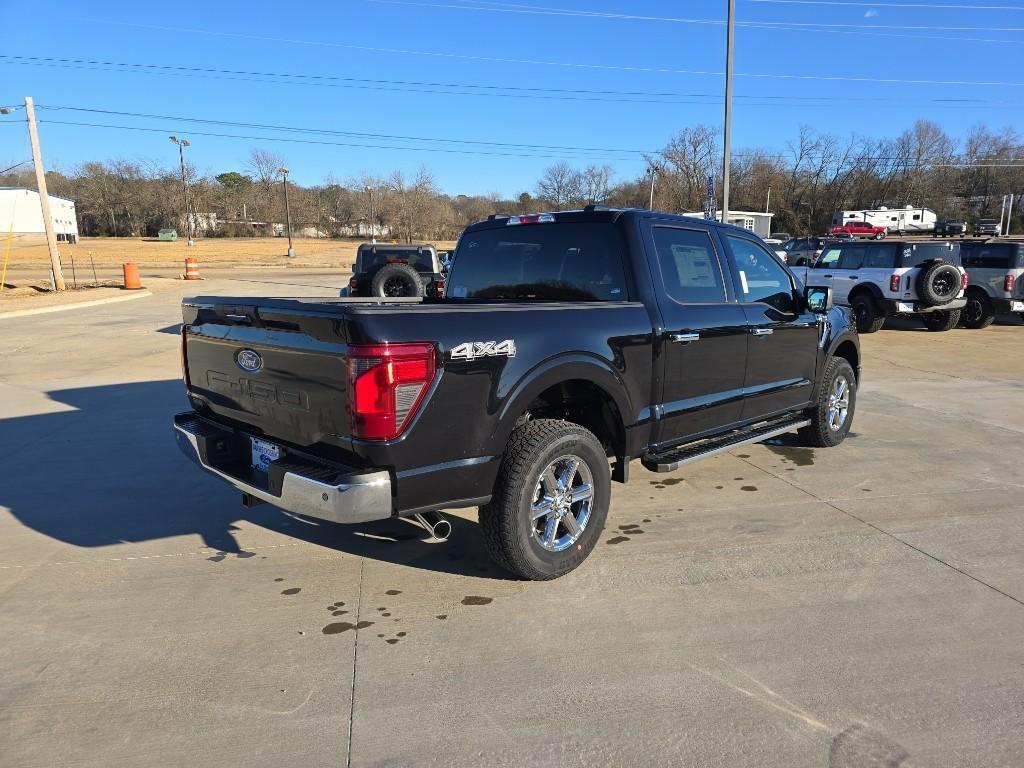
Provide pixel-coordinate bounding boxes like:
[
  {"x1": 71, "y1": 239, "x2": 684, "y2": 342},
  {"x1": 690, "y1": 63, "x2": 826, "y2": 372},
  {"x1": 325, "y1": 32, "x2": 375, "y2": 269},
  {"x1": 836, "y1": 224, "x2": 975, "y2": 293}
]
[
  {"x1": 833, "y1": 340, "x2": 860, "y2": 381},
  {"x1": 519, "y1": 379, "x2": 624, "y2": 459},
  {"x1": 848, "y1": 284, "x2": 878, "y2": 305}
]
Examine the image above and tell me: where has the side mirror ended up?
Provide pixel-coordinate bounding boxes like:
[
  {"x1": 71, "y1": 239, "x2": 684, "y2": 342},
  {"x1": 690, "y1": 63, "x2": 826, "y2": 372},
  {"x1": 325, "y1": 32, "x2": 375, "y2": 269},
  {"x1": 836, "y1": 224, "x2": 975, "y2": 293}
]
[{"x1": 805, "y1": 286, "x2": 832, "y2": 313}]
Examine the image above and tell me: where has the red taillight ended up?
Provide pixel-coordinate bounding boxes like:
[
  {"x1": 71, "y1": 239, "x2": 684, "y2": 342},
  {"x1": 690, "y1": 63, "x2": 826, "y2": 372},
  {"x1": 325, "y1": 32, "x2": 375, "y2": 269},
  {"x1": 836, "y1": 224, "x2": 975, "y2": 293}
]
[
  {"x1": 1005, "y1": 274, "x2": 1016, "y2": 292},
  {"x1": 961, "y1": 271, "x2": 969, "y2": 291},
  {"x1": 349, "y1": 276, "x2": 358, "y2": 290},
  {"x1": 434, "y1": 277, "x2": 445, "y2": 297},
  {"x1": 385, "y1": 258, "x2": 409, "y2": 264},
  {"x1": 347, "y1": 343, "x2": 436, "y2": 441},
  {"x1": 181, "y1": 324, "x2": 191, "y2": 390},
  {"x1": 889, "y1": 274, "x2": 901, "y2": 293}
]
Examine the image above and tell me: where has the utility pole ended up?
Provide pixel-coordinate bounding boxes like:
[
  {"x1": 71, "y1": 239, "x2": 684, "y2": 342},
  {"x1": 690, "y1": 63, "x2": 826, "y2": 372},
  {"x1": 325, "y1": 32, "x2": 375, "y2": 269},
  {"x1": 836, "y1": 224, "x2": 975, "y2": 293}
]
[
  {"x1": 998, "y1": 194, "x2": 1007, "y2": 236},
  {"x1": 647, "y1": 166, "x2": 657, "y2": 211},
  {"x1": 367, "y1": 186, "x2": 376, "y2": 243},
  {"x1": 278, "y1": 167, "x2": 294, "y2": 257},
  {"x1": 1007, "y1": 194, "x2": 1015, "y2": 236},
  {"x1": 765, "y1": 185, "x2": 771, "y2": 214},
  {"x1": 24, "y1": 97, "x2": 66, "y2": 291},
  {"x1": 169, "y1": 136, "x2": 194, "y2": 247},
  {"x1": 722, "y1": 0, "x2": 736, "y2": 226}
]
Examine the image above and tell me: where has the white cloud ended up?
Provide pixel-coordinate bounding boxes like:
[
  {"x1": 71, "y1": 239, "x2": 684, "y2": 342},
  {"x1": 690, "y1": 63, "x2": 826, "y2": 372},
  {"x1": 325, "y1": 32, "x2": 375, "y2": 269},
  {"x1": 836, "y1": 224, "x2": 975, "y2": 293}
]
[{"x1": 864, "y1": 9, "x2": 879, "y2": 17}]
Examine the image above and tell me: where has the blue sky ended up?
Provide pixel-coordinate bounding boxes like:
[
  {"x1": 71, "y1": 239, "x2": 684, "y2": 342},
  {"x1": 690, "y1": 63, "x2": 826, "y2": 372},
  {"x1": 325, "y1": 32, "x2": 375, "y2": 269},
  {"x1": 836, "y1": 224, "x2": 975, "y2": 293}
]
[{"x1": 1, "y1": 1, "x2": 1021, "y2": 196}]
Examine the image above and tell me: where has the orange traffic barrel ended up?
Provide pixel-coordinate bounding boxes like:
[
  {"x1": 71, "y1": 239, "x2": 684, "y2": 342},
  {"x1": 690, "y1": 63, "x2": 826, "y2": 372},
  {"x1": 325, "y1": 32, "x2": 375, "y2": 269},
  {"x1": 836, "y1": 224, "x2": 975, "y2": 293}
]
[
  {"x1": 184, "y1": 257, "x2": 201, "y2": 280},
  {"x1": 122, "y1": 262, "x2": 143, "y2": 290}
]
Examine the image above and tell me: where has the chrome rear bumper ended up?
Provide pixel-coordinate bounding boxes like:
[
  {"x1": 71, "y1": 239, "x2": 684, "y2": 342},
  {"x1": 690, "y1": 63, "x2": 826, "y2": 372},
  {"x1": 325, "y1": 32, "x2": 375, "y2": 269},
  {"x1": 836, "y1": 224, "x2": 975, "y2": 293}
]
[{"x1": 173, "y1": 412, "x2": 392, "y2": 524}]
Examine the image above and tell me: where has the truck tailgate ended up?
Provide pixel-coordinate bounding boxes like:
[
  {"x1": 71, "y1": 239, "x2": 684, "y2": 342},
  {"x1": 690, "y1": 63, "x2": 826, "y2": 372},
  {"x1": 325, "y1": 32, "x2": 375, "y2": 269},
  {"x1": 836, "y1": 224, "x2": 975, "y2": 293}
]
[{"x1": 183, "y1": 297, "x2": 355, "y2": 447}]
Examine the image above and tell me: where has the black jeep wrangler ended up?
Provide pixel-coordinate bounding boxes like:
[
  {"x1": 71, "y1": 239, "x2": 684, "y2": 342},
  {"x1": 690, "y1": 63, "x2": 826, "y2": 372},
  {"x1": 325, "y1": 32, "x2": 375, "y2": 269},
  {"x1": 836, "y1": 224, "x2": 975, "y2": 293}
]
[{"x1": 344, "y1": 243, "x2": 446, "y2": 298}]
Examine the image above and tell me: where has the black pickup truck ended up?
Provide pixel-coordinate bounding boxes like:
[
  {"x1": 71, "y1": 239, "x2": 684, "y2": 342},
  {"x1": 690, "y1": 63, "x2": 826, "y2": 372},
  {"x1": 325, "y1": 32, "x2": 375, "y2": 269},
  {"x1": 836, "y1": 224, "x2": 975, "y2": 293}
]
[{"x1": 174, "y1": 208, "x2": 860, "y2": 579}]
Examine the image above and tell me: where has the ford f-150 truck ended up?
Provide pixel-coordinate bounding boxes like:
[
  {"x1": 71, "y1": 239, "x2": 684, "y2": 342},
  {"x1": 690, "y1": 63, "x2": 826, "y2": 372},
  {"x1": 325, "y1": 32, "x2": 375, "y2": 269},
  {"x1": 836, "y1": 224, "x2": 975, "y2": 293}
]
[{"x1": 174, "y1": 208, "x2": 860, "y2": 580}]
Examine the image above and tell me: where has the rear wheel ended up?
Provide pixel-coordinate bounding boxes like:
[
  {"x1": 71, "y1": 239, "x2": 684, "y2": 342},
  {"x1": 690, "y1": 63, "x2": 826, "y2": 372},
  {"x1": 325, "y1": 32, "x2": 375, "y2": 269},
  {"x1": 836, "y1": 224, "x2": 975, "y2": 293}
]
[
  {"x1": 480, "y1": 419, "x2": 610, "y2": 580},
  {"x1": 874, "y1": 231, "x2": 885, "y2": 240},
  {"x1": 960, "y1": 292, "x2": 996, "y2": 329},
  {"x1": 922, "y1": 309, "x2": 961, "y2": 332},
  {"x1": 799, "y1": 357, "x2": 856, "y2": 448},
  {"x1": 851, "y1": 293, "x2": 884, "y2": 334}
]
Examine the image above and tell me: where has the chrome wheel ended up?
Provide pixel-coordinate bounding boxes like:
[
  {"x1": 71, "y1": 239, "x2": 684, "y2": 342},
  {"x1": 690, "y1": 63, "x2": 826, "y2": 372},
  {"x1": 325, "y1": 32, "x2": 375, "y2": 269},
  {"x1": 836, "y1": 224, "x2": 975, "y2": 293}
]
[
  {"x1": 827, "y1": 375, "x2": 850, "y2": 431},
  {"x1": 530, "y1": 454, "x2": 594, "y2": 552}
]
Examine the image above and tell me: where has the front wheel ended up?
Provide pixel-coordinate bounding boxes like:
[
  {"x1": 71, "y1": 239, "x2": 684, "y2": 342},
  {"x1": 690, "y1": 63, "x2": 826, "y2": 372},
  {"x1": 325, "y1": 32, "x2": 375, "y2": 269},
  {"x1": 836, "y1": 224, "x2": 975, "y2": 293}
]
[
  {"x1": 480, "y1": 420, "x2": 610, "y2": 580},
  {"x1": 799, "y1": 357, "x2": 857, "y2": 448},
  {"x1": 922, "y1": 309, "x2": 961, "y2": 332},
  {"x1": 960, "y1": 293, "x2": 995, "y2": 330},
  {"x1": 851, "y1": 294, "x2": 885, "y2": 334}
]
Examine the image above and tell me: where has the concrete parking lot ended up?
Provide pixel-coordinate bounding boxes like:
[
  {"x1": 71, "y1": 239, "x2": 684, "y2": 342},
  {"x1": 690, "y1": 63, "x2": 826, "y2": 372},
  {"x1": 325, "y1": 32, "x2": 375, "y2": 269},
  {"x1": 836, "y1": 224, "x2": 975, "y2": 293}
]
[{"x1": 1, "y1": 271, "x2": 1023, "y2": 767}]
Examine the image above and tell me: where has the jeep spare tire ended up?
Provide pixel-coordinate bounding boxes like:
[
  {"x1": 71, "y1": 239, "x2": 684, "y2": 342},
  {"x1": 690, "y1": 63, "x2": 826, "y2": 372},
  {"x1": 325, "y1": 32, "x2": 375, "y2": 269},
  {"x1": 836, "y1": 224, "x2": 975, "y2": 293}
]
[
  {"x1": 371, "y1": 263, "x2": 424, "y2": 298},
  {"x1": 915, "y1": 262, "x2": 960, "y2": 307}
]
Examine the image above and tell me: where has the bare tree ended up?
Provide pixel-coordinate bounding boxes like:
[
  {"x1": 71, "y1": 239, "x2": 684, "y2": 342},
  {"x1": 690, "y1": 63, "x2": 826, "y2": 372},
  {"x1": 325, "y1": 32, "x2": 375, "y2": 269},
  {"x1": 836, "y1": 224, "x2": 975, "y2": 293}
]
[{"x1": 536, "y1": 162, "x2": 584, "y2": 210}]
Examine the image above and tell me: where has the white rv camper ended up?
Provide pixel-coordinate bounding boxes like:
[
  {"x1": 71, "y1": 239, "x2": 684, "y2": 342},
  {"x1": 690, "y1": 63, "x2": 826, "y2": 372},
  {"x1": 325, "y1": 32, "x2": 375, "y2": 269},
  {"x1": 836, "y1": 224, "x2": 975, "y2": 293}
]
[{"x1": 831, "y1": 207, "x2": 937, "y2": 235}]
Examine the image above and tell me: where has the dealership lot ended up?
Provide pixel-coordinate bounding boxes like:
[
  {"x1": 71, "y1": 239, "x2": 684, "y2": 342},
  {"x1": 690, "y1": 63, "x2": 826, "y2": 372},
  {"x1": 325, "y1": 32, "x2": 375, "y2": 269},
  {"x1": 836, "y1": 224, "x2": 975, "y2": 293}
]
[{"x1": 2, "y1": 271, "x2": 1023, "y2": 767}]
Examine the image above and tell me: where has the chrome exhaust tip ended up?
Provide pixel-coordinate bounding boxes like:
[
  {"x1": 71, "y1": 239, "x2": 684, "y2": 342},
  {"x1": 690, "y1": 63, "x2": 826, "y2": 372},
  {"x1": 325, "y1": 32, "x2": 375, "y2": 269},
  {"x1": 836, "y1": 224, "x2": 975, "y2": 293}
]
[{"x1": 412, "y1": 511, "x2": 451, "y2": 541}]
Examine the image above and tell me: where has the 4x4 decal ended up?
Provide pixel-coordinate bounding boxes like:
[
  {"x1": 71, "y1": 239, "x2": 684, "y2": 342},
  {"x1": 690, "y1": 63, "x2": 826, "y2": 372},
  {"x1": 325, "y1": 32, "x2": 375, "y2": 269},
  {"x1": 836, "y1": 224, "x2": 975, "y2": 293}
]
[{"x1": 450, "y1": 340, "x2": 517, "y2": 361}]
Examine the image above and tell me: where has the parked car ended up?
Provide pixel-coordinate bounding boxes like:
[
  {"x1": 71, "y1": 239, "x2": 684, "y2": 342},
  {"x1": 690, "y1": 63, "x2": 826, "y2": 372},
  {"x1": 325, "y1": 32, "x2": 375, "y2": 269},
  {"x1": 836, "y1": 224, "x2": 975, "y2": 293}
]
[
  {"x1": 780, "y1": 236, "x2": 830, "y2": 266},
  {"x1": 959, "y1": 241, "x2": 1024, "y2": 328},
  {"x1": 343, "y1": 243, "x2": 445, "y2": 298},
  {"x1": 830, "y1": 221, "x2": 887, "y2": 239},
  {"x1": 174, "y1": 207, "x2": 860, "y2": 579},
  {"x1": 790, "y1": 240, "x2": 967, "y2": 333},
  {"x1": 973, "y1": 219, "x2": 1001, "y2": 237},
  {"x1": 935, "y1": 220, "x2": 968, "y2": 238},
  {"x1": 770, "y1": 232, "x2": 792, "y2": 242}
]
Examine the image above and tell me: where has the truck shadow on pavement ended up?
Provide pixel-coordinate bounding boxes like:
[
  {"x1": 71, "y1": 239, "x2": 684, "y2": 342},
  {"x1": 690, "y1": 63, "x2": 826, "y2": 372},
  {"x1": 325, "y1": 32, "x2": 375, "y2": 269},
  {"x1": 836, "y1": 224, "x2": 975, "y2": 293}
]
[{"x1": 0, "y1": 379, "x2": 510, "y2": 579}]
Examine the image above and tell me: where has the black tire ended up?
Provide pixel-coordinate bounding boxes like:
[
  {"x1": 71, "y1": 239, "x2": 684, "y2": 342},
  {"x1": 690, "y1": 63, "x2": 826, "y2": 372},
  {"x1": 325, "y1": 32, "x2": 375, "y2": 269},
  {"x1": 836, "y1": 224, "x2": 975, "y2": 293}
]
[
  {"x1": 921, "y1": 309, "x2": 961, "y2": 332},
  {"x1": 874, "y1": 231, "x2": 885, "y2": 240},
  {"x1": 915, "y1": 262, "x2": 961, "y2": 307},
  {"x1": 960, "y1": 291, "x2": 996, "y2": 330},
  {"x1": 479, "y1": 419, "x2": 610, "y2": 581},
  {"x1": 799, "y1": 357, "x2": 856, "y2": 448},
  {"x1": 851, "y1": 293, "x2": 884, "y2": 334},
  {"x1": 370, "y1": 263, "x2": 424, "y2": 298}
]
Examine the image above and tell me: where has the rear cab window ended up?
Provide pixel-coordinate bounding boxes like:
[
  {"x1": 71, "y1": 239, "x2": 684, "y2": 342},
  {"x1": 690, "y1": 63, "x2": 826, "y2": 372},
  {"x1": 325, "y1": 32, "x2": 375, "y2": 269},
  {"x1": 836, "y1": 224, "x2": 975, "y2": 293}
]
[{"x1": 446, "y1": 222, "x2": 630, "y2": 301}]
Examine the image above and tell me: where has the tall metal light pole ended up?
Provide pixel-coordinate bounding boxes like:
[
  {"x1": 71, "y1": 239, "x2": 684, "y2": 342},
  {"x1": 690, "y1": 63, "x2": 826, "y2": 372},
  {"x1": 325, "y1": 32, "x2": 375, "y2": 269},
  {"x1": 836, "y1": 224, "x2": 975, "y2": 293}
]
[
  {"x1": 169, "y1": 136, "x2": 194, "y2": 247},
  {"x1": 366, "y1": 186, "x2": 376, "y2": 243},
  {"x1": 722, "y1": 0, "x2": 736, "y2": 226},
  {"x1": 278, "y1": 167, "x2": 294, "y2": 258},
  {"x1": 647, "y1": 166, "x2": 658, "y2": 211}
]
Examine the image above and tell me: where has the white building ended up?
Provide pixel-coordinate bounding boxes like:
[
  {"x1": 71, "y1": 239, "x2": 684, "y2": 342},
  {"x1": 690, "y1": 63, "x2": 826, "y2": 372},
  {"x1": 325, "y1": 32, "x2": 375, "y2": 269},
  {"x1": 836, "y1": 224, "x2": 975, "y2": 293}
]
[
  {"x1": 0, "y1": 187, "x2": 79, "y2": 242},
  {"x1": 682, "y1": 210, "x2": 775, "y2": 239}
]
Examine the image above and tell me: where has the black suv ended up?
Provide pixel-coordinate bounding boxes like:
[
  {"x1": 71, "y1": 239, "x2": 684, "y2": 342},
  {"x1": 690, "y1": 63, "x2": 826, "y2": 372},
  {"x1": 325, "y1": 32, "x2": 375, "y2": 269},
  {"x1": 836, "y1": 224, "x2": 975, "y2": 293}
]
[{"x1": 344, "y1": 243, "x2": 446, "y2": 298}]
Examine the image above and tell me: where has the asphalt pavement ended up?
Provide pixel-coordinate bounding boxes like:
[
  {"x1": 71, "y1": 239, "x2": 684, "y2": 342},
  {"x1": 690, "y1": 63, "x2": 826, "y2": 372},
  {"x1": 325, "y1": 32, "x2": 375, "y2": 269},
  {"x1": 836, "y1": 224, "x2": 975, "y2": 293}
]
[{"x1": 2, "y1": 271, "x2": 1023, "y2": 767}]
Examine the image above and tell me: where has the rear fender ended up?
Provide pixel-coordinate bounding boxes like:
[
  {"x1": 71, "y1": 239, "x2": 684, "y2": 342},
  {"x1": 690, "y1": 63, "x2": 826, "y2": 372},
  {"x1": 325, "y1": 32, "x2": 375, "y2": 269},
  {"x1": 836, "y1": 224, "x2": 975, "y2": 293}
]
[{"x1": 485, "y1": 354, "x2": 634, "y2": 458}]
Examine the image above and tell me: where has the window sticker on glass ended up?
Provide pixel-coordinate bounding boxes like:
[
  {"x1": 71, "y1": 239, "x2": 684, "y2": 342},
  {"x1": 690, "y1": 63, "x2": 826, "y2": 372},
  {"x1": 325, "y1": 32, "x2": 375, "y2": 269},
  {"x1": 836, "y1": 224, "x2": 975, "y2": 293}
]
[{"x1": 451, "y1": 285, "x2": 469, "y2": 298}]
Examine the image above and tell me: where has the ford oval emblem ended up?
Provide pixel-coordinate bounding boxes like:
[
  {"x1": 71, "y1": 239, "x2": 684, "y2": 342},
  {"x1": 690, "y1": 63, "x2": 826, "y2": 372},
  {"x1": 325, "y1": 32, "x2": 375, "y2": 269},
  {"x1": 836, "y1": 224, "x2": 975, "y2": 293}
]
[{"x1": 236, "y1": 349, "x2": 263, "y2": 373}]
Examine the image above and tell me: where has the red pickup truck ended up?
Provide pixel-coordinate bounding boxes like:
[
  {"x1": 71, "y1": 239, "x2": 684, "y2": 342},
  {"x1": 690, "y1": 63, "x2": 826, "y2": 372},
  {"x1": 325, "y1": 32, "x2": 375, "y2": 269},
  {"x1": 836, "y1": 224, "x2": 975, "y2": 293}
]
[{"x1": 830, "y1": 221, "x2": 887, "y2": 239}]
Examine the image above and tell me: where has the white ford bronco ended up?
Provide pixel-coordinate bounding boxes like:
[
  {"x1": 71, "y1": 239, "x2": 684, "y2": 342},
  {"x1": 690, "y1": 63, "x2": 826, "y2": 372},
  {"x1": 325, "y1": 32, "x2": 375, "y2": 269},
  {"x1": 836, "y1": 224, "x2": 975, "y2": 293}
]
[
  {"x1": 959, "y1": 241, "x2": 1024, "y2": 329},
  {"x1": 791, "y1": 240, "x2": 967, "y2": 333}
]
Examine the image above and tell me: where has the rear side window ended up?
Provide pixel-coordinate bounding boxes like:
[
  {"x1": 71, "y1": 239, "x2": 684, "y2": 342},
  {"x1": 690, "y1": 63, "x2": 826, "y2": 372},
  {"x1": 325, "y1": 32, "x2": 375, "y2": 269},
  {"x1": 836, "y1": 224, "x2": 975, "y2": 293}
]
[
  {"x1": 652, "y1": 227, "x2": 726, "y2": 303},
  {"x1": 447, "y1": 222, "x2": 629, "y2": 301},
  {"x1": 962, "y1": 244, "x2": 1014, "y2": 269},
  {"x1": 861, "y1": 244, "x2": 897, "y2": 268},
  {"x1": 838, "y1": 247, "x2": 864, "y2": 270}
]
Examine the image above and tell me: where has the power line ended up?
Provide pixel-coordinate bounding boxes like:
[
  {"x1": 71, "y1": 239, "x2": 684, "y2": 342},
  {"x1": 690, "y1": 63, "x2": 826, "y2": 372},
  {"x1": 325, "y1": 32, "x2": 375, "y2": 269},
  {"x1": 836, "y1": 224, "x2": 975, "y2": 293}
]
[
  {"x1": 369, "y1": 0, "x2": 1024, "y2": 31},
  {"x1": 76, "y1": 21, "x2": 1024, "y2": 86},
  {"x1": 748, "y1": 0, "x2": 1024, "y2": 10},
  {"x1": 11, "y1": 58, "x2": 1021, "y2": 109},
  {"x1": 35, "y1": 119, "x2": 646, "y2": 161}
]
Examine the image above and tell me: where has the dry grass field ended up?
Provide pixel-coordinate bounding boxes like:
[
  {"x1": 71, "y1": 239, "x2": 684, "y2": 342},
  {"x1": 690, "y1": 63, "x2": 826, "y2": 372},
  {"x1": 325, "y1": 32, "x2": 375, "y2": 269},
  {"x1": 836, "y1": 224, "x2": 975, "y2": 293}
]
[{"x1": 2, "y1": 236, "x2": 458, "y2": 269}]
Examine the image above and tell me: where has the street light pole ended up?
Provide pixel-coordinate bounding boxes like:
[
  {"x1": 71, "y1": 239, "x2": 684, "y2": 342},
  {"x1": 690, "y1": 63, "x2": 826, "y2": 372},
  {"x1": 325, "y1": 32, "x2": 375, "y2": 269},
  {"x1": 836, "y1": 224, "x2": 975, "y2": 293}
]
[
  {"x1": 169, "y1": 136, "x2": 194, "y2": 247},
  {"x1": 278, "y1": 167, "x2": 294, "y2": 258},
  {"x1": 648, "y1": 167, "x2": 657, "y2": 211},
  {"x1": 722, "y1": 0, "x2": 736, "y2": 226}
]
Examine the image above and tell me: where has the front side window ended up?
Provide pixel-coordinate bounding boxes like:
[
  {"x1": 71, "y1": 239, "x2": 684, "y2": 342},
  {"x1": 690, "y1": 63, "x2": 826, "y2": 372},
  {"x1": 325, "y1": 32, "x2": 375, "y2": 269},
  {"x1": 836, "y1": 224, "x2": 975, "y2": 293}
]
[
  {"x1": 816, "y1": 247, "x2": 841, "y2": 268},
  {"x1": 652, "y1": 227, "x2": 727, "y2": 303},
  {"x1": 725, "y1": 234, "x2": 795, "y2": 312}
]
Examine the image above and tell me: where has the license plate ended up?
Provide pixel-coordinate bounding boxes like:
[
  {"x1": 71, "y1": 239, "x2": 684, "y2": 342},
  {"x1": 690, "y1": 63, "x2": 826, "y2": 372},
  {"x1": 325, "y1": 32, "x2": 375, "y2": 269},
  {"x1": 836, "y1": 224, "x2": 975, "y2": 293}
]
[
  {"x1": 1011, "y1": 301, "x2": 1024, "y2": 312},
  {"x1": 896, "y1": 302, "x2": 914, "y2": 313},
  {"x1": 251, "y1": 437, "x2": 281, "y2": 473}
]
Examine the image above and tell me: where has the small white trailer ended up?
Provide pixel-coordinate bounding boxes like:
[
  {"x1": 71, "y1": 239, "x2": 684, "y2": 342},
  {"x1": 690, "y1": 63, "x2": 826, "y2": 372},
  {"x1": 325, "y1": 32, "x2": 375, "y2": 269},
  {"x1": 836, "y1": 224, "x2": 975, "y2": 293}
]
[{"x1": 831, "y1": 206, "x2": 937, "y2": 234}]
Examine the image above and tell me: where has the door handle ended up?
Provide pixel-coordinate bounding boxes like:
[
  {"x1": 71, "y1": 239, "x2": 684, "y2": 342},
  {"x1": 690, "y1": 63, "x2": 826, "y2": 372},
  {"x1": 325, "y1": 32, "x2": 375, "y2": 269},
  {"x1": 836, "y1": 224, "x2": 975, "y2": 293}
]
[
  {"x1": 848, "y1": 276, "x2": 858, "y2": 280},
  {"x1": 750, "y1": 328, "x2": 774, "y2": 336},
  {"x1": 670, "y1": 333, "x2": 700, "y2": 344},
  {"x1": 822, "y1": 274, "x2": 833, "y2": 278}
]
